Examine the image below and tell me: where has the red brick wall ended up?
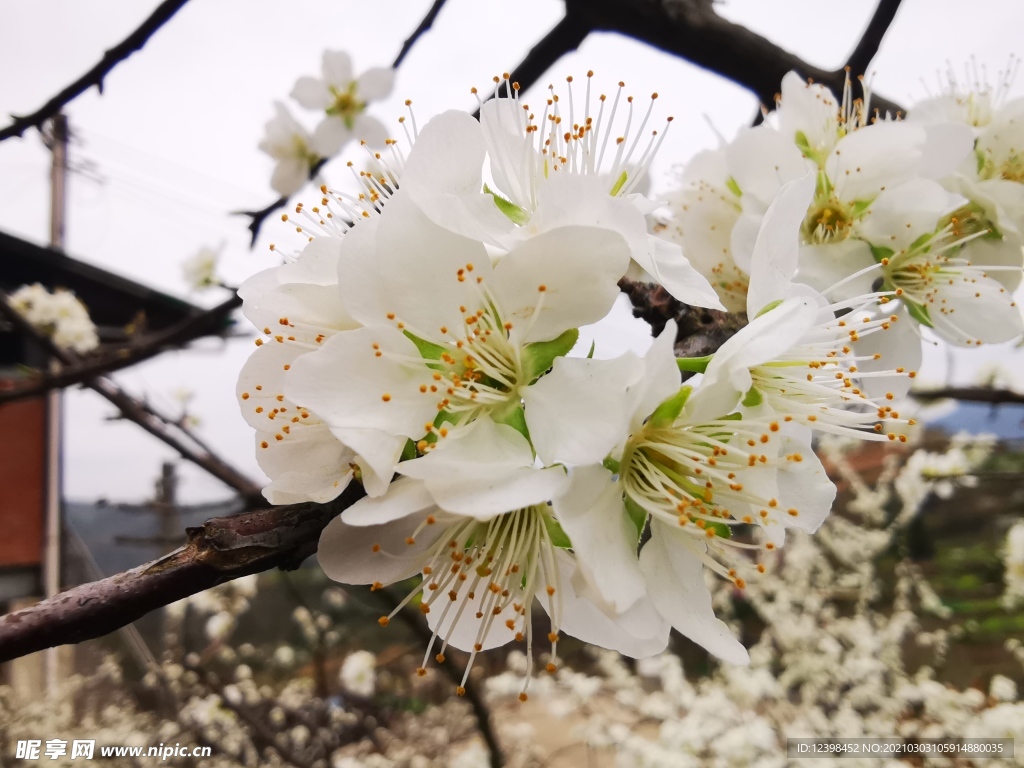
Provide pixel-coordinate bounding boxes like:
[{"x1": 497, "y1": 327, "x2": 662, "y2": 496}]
[{"x1": 0, "y1": 397, "x2": 46, "y2": 567}]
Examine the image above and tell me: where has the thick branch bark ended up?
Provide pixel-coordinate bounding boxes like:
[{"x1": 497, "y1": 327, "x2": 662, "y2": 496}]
[
  {"x1": 564, "y1": 0, "x2": 903, "y2": 115},
  {"x1": 0, "y1": 487, "x2": 363, "y2": 662},
  {"x1": 911, "y1": 387, "x2": 1024, "y2": 406},
  {"x1": 0, "y1": 0, "x2": 191, "y2": 142},
  {"x1": 0, "y1": 292, "x2": 239, "y2": 405}
]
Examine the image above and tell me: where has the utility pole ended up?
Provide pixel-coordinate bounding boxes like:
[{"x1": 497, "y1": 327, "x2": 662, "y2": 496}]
[{"x1": 43, "y1": 113, "x2": 69, "y2": 697}]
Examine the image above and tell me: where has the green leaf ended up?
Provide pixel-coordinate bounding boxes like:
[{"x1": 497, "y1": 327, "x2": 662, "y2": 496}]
[
  {"x1": 495, "y1": 403, "x2": 531, "y2": 442},
  {"x1": 726, "y1": 176, "x2": 742, "y2": 198},
  {"x1": 544, "y1": 514, "x2": 572, "y2": 549},
  {"x1": 483, "y1": 183, "x2": 530, "y2": 225},
  {"x1": 624, "y1": 495, "x2": 649, "y2": 538},
  {"x1": 741, "y1": 386, "x2": 763, "y2": 408},
  {"x1": 677, "y1": 355, "x2": 713, "y2": 374},
  {"x1": 755, "y1": 299, "x2": 784, "y2": 318},
  {"x1": 403, "y1": 330, "x2": 446, "y2": 361},
  {"x1": 904, "y1": 299, "x2": 934, "y2": 328},
  {"x1": 587, "y1": 340, "x2": 596, "y2": 359},
  {"x1": 648, "y1": 386, "x2": 692, "y2": 428},
  {"x1": 522, "y1": 328, "x2": 579, "y2": 381},
  {"x1": 870, "y1": 244, "x2": 895, "y2": 263},
  {"x1": 609, "y1": 170, "x2": 629, "y2": 197}
]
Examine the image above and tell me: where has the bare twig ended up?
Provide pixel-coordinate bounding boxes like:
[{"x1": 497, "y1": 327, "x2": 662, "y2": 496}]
[
  {"x1": 473, "y1": 14, "x2": 592, "y2": 118},
  {"x1": 562, "y1": 0, "x2": 903, "y2": 116},
  {"x1": 846, "y1": 0, "x2": 905, "y2": 80},
  {"x1": 911, "y1": 387, "x2": 1024, "y2": 406},
  {"x1": 0, "y1": 487, "x2": 363, "y2": 663},
  {"x1": 241, "y1": 0, "x2": 454, "y2": 245},
  {"x1": 0, "y1": 293, "x2": 264, "y2": 504},
  {"x1": 0, "y1": 292, "x2": 239, "y2": 405},
  {"x1": 0, "y1": 0, "x2": 191, "y2": 142},
  {"x1": 393, "y1": 0, "x2": 450, "y2": 68}
]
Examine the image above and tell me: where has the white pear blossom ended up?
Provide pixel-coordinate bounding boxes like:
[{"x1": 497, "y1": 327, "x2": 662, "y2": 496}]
[
  {"x1": 339, "y1": 650, "x2": 377, "y2": 698},
  {"x1": 9, "y1": 283, "x2": 99, "y2": 353},
  {"x1": 290, "y1": 50, "x2": 393, "y2": 157},
  {"x1": 398, "y1": 76, "x2": 724, "y2": 309},
  {"x1": 1004, "y1": 520, "x2": 1024, "y2": 609},
  {"x1": 182, "y1": 244, "x2": 222, "y2": 290},
  {"x1": 318, "y1": 419, "x2": 667, "y2": 698},
  {"x1": 259, "y1": 101, "x2": 320, "y2": 197},
  {"x1": 285, "y1": 184, "x2": 631, "y2": 490}
]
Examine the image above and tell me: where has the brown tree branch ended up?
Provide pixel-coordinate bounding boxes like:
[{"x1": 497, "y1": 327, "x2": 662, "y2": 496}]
[
  {"x1": 473, "y1": 14, "x2": 592, "y2": 118},
  {"x1": 0, "y1": 294, "x2": 265, "y2": 504},
  {"x1": 0, "y1": 0, "x2": 191, "y2": 142},
  {"x1": 563, "y1": 0, "x2": 903, "y2": 116},
  {"x1": 911, "y1": 387, "x2": 1024, "y2": 406},
  {"x1": 846, "y1": 0, "x2": 905, "y2": 80},
  {"x1": 0, "y1": 292, "x2": 239, "y2": 405},
  {"x1": 0, "y1": 487, "x2": 363, "y2": 663}
]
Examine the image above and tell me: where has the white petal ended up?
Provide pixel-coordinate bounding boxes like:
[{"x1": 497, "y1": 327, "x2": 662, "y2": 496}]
[
  {"x1": 849, "y1": 306, "x2": 921, "y2": 401},
  {"x1": 726, "y1": 125, "x2": 811, "y2": 207},
  {"x1": 685, "y1": 298, "x2": 816, "y2": 422},
  {"x1": 427, "y1": 465, "x2": 568, "y2": 519},
  {"x1": 357, "y1": 67, "x2": 395, "y2": 101},
  {"x1": 640, "y1": 521, "x2": 749, "y2": 664},
  {"x1": 318, "y1": 510, "x2": 442, "y2": 586},
  {"x1": 918, "y1": 122, "x2": 975, "y2": 180},
  {"x1": 342, "y1": 476, "x2": 436, "y2": 526},
  {"x1": 271, "y1": 157, "x2": 310, "y2": 196},
  {"x1": 961, "y1": 232, "x2": 1024, "y2": 291},
  {"x1": 425, "y1": 580, "x2": 520, "y2": 653},
  {"x1": 256, "y1": 431, "x2": 354, "y2": 505},
  {"x1": 546, "y1": 550, "x2": 670, "y2": 658},
  {"x1": 523, "y1": 352, "x2": 643, "y2": 466},
  {"x1": 774, "y1": 434, "x2": 836, "y2": 534},
  {"x1": 928, "y1": 275, "x2": 1024, "y2": 346},
  {"x1": 240, "y1": 237, "x2": 358, "y2": 344},
  {"x1": 336, "y1": 191, "x2": 490, "y2": 339},
  {"x1": 291, "y1": 76, "x2": 330, "y2": 110},
  {"x1": 629, "y1": 320, "x2": 683, "y2": 431},
  {"x1": 480, "y1": 97, "x2": 536, "y2": 210},
  {"x1": 858, "y1": 179, "x2": 966, "y2": 252},
  {"x1": 746, "y1": 171, "x2": 816, "y2": 316},
  {"x1": 401, "y1": 110, "x2": 513, "y2": 245},
  {"x1": 311, "y1": 116, "x2": 352, "y2": 157},
  {"x1": 553, "y1": 466, "x2": 646, "y2": 613},
  {"x1": 400, "y1": 418, "x2": 533, "y2": 477},
  {"x1": 333, "y1": 427, "x2": 406, "y2": 498},
  {"x1": 828, "y1": 122, "x2": 926, "y2": 203},
  {"x1": 286, "y1": 325, "x2": 437, "y2": 439},
  {"x1": 321, "y1": 50, "x2": 354, "y2": 87},
  {"x1": 491, "y1": 225, "x2": 629, "y2": 344},
  {"x1": 644, "y1": 236, "x2": 725, "y2": 310},
  {"x1": 351, "y1": 113, "x2": 389, "y2": 148},
  {"x1": 795, "y1": 240, "x2": 876, "y2": 300},
  {"x1": 778, "y1": 71, "x2": 840, "y2": 155}
]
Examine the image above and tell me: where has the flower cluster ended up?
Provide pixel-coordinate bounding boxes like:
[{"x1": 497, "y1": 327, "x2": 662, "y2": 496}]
[
  {"x1": 181, "y1": 244, "x2": 223, "y2": 291},
  {"x1": 259, "y1": 51, "x2": 394, "y2": 196},
  {"x1": 662, "y1": 69, "x2": 1024, "y2": 356},
  {"x1": 9, "y1": 282, "x2": 100, "y2": 353},
  {"x1": 237, "y1": 72, "x2": 1015, "y2": 696}
]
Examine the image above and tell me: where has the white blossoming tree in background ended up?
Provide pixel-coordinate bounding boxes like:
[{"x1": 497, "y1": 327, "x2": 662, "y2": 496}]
[{"x1": 2, "y1": 1, "x2": 1024, "y2": 766}]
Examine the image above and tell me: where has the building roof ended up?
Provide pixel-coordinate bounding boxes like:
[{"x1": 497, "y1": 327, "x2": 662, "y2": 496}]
[{"x1": 1, "y1": 229, "x2": 233, "y2": 366}]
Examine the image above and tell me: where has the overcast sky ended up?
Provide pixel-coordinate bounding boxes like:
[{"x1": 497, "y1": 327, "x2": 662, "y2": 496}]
[{"x1": 2, "y1": 0, "x2": 1023, "y2": 503}]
